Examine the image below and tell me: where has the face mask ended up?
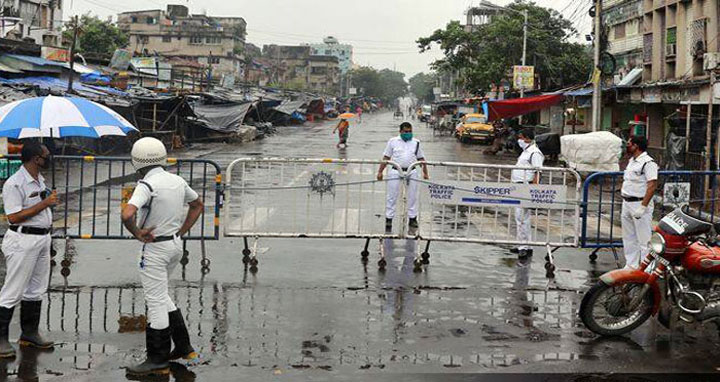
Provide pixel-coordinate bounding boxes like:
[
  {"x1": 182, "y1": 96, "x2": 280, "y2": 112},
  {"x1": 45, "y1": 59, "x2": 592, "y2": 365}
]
[
  {"x1": 518, "y1": 139, "x2": 529, "y2": 150},
  {"x1": 400, "y1": 132, "x2": 413, "y2": 141}
]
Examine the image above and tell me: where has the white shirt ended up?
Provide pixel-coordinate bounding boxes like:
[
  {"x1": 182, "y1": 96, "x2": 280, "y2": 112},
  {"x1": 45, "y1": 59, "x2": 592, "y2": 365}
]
[
  {"x1": 383, "y1": 136, "x2": 425, "y2": 169},
  {"x1": 128, "y1": 167, "x2": 199, "y2": 237},
  {"x1": 511, "y1": 143, "x2": 544, "y2": 183},
  {"x1": 622, "y1": 151, "x2": 658, "y2": 198},
  {"x1": 2, "y1": 165, "x2": 52, "y2": 228}
]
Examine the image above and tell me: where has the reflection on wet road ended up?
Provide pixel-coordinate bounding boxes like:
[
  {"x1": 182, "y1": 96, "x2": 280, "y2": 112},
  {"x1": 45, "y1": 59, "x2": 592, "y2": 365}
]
[{"x1": 1, "y1": 112, "x2": 720, "y2": 380}]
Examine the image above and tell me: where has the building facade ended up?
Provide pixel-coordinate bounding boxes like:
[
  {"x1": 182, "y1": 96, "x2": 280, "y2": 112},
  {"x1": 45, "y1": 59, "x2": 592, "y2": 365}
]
[
  {"x1": 117, "y1": 5, "x2": 246, "y2": 80},
  {"x1": 307, "y1": 36, "x2": 352, "y2": 75},
  {"x1": 263, "y1": 44, "x2": 340, "y2": 95},
  {"x1": 0, "y1": 0, "x2": 63, "y2": 46}
]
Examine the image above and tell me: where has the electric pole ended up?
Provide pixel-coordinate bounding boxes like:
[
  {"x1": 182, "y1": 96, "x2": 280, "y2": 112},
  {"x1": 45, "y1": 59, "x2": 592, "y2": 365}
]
[
  {"x1": 591, "y1": 0, "x2": 602, "y2": 132},
  {"x1": 67, "y1": 15, "x2": 79, "y2": 93}
]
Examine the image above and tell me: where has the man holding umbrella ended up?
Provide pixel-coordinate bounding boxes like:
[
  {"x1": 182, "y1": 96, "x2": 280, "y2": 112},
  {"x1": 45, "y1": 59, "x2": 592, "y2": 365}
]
[{"x1": 0, "y1": 141, "x2": 56, "y2": 358}]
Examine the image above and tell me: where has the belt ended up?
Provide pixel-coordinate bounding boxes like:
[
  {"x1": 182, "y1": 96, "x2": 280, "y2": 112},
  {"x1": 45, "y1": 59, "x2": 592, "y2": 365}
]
[
  {"x1": 9, "y1": 225, "x2": 51, "y2": 235},
  {"x1": 153, "y1": 234, "x2": 178, "y2": 243},
  {"x1": 622, "y1": 196, "x2": 643, "y2": 202}
]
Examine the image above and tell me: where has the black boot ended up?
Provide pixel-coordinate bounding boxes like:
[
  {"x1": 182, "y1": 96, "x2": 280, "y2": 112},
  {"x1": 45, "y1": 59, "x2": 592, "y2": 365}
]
[
  {"x1": 18, "y1": 301, "x2": 53, "y2": 349},
  {"x1": 126, "y1": 326, "x2": 171, "y2": 377},
  {"x1": 0, "y1": 306, "x2": 15, "y2": 358},
  {"x1": 168, "y1": 309, "x2": 199, "y2": 363},
  {"x1": 385, "y1": 218, "x2": 393, "y2": 233}
]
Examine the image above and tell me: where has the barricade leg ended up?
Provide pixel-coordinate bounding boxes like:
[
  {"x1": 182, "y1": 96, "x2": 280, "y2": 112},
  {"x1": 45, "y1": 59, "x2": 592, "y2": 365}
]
[
  {"x1": 589, "y1": 248, "x2": 599, "y2": 263},
  {"x1": 360, "y1": 238, "x2": 370, "y2": 263},
  {"x1": 242, "y1": 237, "x2": 251, "y2": 264},
  {"x1": 420, "y1": 241, "x2": 431, "y2": 265},
  {"x1": 180, "y1": 240, "x2": 189, "y2": 266},
  {"x1": 544, "y1": 245, "x2": 557, "y2": 279},
  {"x1": 412, "y1": 239, "x2": 423, "y2": 273},
  {"x1": 199, "y1": 237, "x2": 210, "y2": 274},
  {"x1": 249, "y1": 237, "x2": 259, "y2": 273}
]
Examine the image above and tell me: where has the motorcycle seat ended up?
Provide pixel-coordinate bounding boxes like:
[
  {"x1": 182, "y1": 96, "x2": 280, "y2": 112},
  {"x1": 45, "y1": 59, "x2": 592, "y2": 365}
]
[{"x1": 682, "y1": 206, "x2": 720, "y2": 233}]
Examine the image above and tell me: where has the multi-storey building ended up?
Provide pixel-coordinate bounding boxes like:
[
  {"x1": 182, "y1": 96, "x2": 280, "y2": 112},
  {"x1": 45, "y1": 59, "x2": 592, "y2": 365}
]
[
  {"x1": 263, "y1": 44, "x2": 340, "y2": 95},
  {"x1": 117, "y1": 4, "x2": 246, "y2": 80},
  {"x1": 0, "y1": 0, "x2": 63, "y2": 46}
]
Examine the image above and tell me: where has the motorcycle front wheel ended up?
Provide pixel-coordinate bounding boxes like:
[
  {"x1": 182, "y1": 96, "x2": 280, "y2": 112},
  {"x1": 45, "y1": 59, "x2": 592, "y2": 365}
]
[{"x1": 579, "y1": 281, "x2": 654, "y2": 336}]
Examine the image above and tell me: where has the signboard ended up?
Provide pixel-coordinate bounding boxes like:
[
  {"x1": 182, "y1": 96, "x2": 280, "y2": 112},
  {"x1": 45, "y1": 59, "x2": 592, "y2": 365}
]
[
  {"x1": 513, "y1": 65, "x2": 534, "y2": 90},
  {"x1": 349, "y1": 87, "x2": 357, "y2": 95},
  {"x1": 664, "y1": 182, "x2": 691, "y2": 208},
  {"x1": 41, "y1": 47, "x2": 69, "y2": 62},
  {"x1": 433, "y1": 87, "x2": 442, "y2": 95},
  {"x1": 427, "y1": 181, "x2": 567, "y2": 209},
  {"x1": 110, "y1": 49, "x2": 133, "y2": 71},
  {"x1": 131, "y1": 57, "x2": 158, "y2": 76}
]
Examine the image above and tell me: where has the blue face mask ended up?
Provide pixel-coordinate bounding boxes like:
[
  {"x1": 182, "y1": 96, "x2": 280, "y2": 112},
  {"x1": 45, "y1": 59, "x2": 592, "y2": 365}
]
[{"x1": 400, "y1": 132, "x2": 413, "y2": 141}]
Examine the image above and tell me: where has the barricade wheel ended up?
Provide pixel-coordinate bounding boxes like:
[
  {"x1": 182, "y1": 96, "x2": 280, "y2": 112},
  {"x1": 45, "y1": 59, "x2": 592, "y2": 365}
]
[
  {"x1": 378, "y1": 258, "x2": 387, "y2": 268},
  {"x1": 242, "y1": 256, "x2": 251, "y2": 264},
  {"x1": 60, "y1": 267, "x2": 71, "y2": 277},
  {"x1": 544, "y1": 263, "x2": 555, "y2": 272},
  {"x1": 249, "y1": 258, "x2": 259, "y2": 266},
  {"x1": 361, "y1": 250, "x2": 369, "y2": 258},
  {"x1": 201, "y1": 258, "x2": 211, "y2": 268},
  {"x1": 50, "y1": 260, "x2": 56, "y2": 267},
  {"x1": 61, "y1": 259, "x2": 71, "y2": 268},
  {"x1": 589, "y1": 253, "x2": 598, "y2": 262},
  {"x1": 413, "y1": 264, "x2": 423, "y2": 273},
  {"x1": 50, "y1": 248, "x2": 57, "y2": 257},
  {"x1": 183, "y1": 249, "x2": 189, "y2": 257},
  {"x1": 421, "y1": 252, "x2": 430, "y2": 265},
  {"x1": 242, "y1": 249, "x2": 251, "y2": 256},
  {"x1": 250, "y1": 265, "x2": 258, "y2": 273},
  {"x1": 545, "y1": 271, "x2": 555, "y2": 279},
  {"x1": 180, "y1": 256, "x2": 189, "y2": 266},
  {"x1": 201, "y1": 266, "x2": 210, "y2": 275}
]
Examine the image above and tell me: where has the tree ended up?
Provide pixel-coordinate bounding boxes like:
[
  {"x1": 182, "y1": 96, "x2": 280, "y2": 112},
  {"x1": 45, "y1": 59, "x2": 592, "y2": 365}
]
[
  {"x1": 417, "y1": 0, "x2": 592, "y2": 94},
  {"x1": 409, "y1": 72, "x2": 437, "y2": 103},
  {"x1": 349, "y1": 66, "x2": 408, "y2": 103},
  {"x1": 63, "y1": 14, "x2": 128, "y2": 58}
]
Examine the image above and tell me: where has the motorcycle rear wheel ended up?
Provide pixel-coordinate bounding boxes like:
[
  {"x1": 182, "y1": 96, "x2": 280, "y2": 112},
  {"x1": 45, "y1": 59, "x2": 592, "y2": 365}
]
[{"x1": 580, "y1": 281, "x2": 654, "y2": 336}]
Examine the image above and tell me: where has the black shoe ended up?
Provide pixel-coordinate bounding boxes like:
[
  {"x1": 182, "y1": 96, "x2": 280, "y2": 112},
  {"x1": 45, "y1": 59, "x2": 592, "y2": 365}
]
[
  {"x1": 126, "y1": 326, "x2": 171, "y2": 377},
  {"x1": 18, "y1": 301, "x2": 53, "y2": 349},
  {"x1": 0, "y1": 307, "x2": 15, "y2": 358},
  {"x1": 408, "y1": 217, "x2": 418, "y2": 229},
  {"x1": 385, "y1": 218, "x2": 392, "y2": 233},
  {"x1": 168, "y1": 309, "x2": 200, "y2": 364},
  {"x1": 509, "y1": 248, "x2": 520, "y2": 254},
  {"x1": 518, "y1": 249, "x2": 534, "y2": 259}
]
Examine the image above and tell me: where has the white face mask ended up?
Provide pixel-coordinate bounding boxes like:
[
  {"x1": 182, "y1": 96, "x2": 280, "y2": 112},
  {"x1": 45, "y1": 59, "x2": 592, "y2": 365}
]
[{"x1": 518, "y1": 139, "x2": 529, "y2": 150}]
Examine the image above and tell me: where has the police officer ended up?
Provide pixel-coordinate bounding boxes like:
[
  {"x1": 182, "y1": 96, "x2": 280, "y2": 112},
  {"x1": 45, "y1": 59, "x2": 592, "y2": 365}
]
[
  {"x1": 511, "y1": 128, "x2": 544, "y2": 258},
  {"x1": 0, "y1": 141, "x2": 56, "y2": 358},
  {"x1": 377, "y1": 122, "x2": 429, "y2": 233},
  {"x1": 122, "y1": 137, "x2": 204, "y2": 376},
  {"x1": 621, "y1": 136, "x2": 657, "y2": 269}
]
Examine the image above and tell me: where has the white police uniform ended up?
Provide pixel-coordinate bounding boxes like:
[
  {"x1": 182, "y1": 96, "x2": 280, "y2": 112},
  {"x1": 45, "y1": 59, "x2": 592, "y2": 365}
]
[
  {"x1": 511, "y1": 142, "x2": 544, "y2": 251},
  {"x1": 383, "y1": 136, "x2": 425, "y2": 219},
  {"x1": 128, "y1": 167, "x2": 198, "y2": 330},
  {"x1": 621, "y1": 151, "x2": 658, "y2": 269},
  {"x1": 0, "y1": 166, "x2": 52, "y2": 308}
]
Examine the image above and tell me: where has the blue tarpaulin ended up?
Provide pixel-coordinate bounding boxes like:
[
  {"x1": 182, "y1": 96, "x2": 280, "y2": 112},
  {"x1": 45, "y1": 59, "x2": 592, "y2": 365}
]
[
  {"x1": 80, "y1": 72, "x2": 112, "y2": 85},
  {"x1": 0, "y1": 76, "x2": 128, "y2": 97}
]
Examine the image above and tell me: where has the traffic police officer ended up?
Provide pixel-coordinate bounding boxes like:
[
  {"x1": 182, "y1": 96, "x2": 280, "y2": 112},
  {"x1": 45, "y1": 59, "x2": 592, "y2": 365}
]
[
  {"x1": 0, "y1": 141, "x2": 56, "y2": 358},
  {"x1": 377, "y1": 122, "x2": 429, "y2": 233},
  {"x1": 621, "y1": 135, "x2": 657, "y2": 269},
  {"x1": 122, "y1": 137, "x2": 204, "y2": 376},
  {"x1": 511, "y1": 128, "x2": 544, "y2": 258}
]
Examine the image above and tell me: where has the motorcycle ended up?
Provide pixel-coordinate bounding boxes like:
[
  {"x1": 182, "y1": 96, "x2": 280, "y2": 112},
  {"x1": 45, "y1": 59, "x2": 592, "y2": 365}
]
[{"x1": 580, "y1": 205, "x2": 720, "y2": 336}]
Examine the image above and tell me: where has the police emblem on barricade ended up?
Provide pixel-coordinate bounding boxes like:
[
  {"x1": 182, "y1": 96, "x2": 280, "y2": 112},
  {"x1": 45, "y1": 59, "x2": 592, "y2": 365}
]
[{"x1": 309, "y1": 171, "x2": 335, "y2": 196}]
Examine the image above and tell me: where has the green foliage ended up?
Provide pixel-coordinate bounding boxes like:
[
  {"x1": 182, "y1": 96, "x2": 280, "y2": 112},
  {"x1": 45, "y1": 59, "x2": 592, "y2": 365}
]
[
  {"x1": 63, "y1": 14, "x2": 128, "y2": 57},
  {"x1": 417, "y1": 0, "x2": 592, "y2": 94},
  {"x1": 409, "y1": 72, "x2": 437, "y2": 103},
  {"x1": 349, "y1": 66, "x2": 407, "y2": 102}
]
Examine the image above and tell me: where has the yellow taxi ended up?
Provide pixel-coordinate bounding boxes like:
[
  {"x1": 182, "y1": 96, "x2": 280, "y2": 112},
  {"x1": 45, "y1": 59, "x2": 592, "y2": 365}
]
[{"x1": 455, "y1": 113, "x2": 494, "y2": 144}]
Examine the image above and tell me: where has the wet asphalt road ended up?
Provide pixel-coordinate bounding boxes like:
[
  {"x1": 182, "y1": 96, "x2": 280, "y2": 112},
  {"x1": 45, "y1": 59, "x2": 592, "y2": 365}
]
[{"x1": 2, "y1": 111, "x2": 720, "y2": 381}]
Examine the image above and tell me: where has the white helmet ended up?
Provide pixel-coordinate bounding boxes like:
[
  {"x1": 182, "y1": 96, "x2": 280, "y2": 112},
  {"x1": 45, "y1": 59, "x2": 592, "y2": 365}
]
[{"x1": 131, "y1": 137, "x2": 167, "y2": 170}]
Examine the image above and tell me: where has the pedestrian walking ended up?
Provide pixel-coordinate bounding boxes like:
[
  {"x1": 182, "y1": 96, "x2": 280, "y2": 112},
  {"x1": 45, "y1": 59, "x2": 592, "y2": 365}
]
[
  {"x1": 0, "y1": 141, "x2": 56, "y2": 358},
  {"x1": 620, "y1": 135, "x2": 657, "y2": 269},
  {"x1": 510, "y1": 128, "x2": 544, "y2": 259},
  {"x1": 122, "y1": 137, "x2": 204, "y2": 377},
  {"x1": 355, "y1": 106, "x2": 363, "y2": 124},
  {"x1": 333, "y1": 118, "x2": 350, "y2": 148},
  {"x1": 377, "y1": 122, "x2": 429, "y2": 233}
]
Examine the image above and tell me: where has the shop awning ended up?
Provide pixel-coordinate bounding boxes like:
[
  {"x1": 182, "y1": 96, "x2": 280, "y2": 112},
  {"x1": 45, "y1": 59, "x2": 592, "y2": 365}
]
[
  {"x1": 484, "y1": 93, "x2": 563, "y2": 122},
  {"x1": 617, "y1": 68, "x2": 643, "y2": 87}
]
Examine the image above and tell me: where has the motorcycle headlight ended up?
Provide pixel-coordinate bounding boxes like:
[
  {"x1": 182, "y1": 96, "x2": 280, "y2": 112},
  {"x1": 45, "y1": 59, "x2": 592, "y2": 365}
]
[{"x1": 650, "y1": 232, "x2": 666, "y2": 254}]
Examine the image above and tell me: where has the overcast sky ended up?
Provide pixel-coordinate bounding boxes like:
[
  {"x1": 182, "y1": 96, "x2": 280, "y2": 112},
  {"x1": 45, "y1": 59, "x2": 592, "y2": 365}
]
[{"x1": 68, "y1": 0, "x2": 593, "y2": 78}]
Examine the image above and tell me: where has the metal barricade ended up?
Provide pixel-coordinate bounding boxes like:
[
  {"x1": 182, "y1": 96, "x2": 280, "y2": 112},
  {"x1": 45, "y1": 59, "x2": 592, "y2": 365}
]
[
  {"x1": 406, "y1": 161, "x2": 581, "y2": 275},
  {"x1": 0, "y1": 154, "x2": 222, "y2": 241},
  {"x1": 580, "y1": 170, "x2": 720, "y2": 263}
]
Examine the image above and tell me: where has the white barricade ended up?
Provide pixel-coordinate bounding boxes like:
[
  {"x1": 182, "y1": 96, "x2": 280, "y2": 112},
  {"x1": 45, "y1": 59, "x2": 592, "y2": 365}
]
[{"x1": 406, "y1": 161, "x2": 582, "y2": 249}]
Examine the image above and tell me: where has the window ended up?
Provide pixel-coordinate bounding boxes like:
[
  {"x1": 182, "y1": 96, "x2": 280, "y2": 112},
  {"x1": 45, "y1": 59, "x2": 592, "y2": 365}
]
[
  {"x1": 131, "y1": 16, "x2": 138, "y2": 23},
  {"x1": 206, "y1": 36, "x2": 222, "y2": 45},
  {"x1": 614, "y1": 23, "x2": 625, "y2": 39},
  {"x1": 324, "y1": 50, "x2": 331, "y2": 55},
  {"x1": 208, "y1": 56, "x2": 220, "y2": 64},
  {"x1": 162, "y1": 36, "x2": 171, "y2": 43},
  {"x1": 146, "y1": 17, "x2": 155, "y2": 24},
  {"x1": 190, "y1": 35, "x2": 203, "y2": 44}
]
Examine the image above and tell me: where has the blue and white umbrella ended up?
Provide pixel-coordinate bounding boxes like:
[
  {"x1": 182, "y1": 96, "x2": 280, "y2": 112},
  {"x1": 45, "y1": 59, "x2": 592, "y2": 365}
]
[{"x1": 0, "y1": 95, "x2": 138, "y2": 139}]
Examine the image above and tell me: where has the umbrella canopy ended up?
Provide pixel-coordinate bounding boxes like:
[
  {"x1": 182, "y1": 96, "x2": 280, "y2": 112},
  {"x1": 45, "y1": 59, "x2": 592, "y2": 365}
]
[
  {"x1": 0, "y1": 95, "x2": 138, "y2": 139},
  {"x1": 338, "y1": 113, "x2": 356, "y2": 119}
]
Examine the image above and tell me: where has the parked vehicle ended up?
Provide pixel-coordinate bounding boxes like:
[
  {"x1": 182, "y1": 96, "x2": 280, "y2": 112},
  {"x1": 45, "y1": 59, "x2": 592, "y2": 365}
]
[
  {"x1": 455, "y1": 113, "x2": 494, "y2": 144},
  {"x1": 580, "y1": 206, "x2": 720, "y2": 336},
  {"x1": 419, "y1": 105, "x2": 432, "y2": 122}
]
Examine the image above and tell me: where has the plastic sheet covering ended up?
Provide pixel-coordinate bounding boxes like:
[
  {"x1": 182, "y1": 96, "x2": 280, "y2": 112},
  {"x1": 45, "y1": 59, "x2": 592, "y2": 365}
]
[
  {"x1": 273, "y1": 100, "x2": 306, "y2": 115},
  {"x1": 665, "y1": 132, "x2": 686, "y2": 170},
  {"x1": 535, "y1": 133, "x2": 561, "y2": 156},
  {"x1": 560, "y1": 131, "x2": 623, "y2": 172},
  {"x1": 190, "y1": 102, "x2": 253, "y2": 133}
]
